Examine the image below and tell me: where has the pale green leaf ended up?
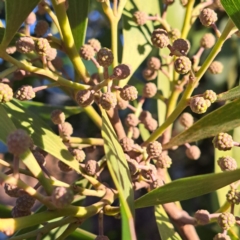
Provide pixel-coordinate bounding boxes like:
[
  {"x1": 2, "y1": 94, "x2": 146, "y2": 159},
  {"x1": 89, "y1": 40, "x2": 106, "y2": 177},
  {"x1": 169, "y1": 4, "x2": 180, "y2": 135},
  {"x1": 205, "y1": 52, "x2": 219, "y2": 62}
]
[{"x1": 217, "y1": 85, "x2": 240, "y2": 101}]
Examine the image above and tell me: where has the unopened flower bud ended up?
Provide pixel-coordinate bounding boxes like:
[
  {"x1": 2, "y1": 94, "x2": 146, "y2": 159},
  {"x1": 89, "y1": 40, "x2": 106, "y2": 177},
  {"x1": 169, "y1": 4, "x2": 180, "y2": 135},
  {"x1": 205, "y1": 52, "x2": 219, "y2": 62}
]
[
  {"x1": 185, "y1": 145, "x2": 201, "y2": 160},
  {"x1": 213, "y1": 133, "x2": 234, "y2": 151},
  {"x1": 217, "y1": 156, "x2": 237, "y2": 171},
  {"x1": 151, "y1": 29, "x2": 170, "y2": 48},
  {"x1": 146, "y1": 141, "x2": 162, "y2": 158},
  {"x1": 133, "y1": 11, "x2": 148, "y2": 26},
  {"x1": 217, "y1": 212, "x2": 236, "y2": 230},
  {"x1": 194, "y1": 209, "x2": 210, "y2": 225},
  {"x1": 199, "y1": 8, "x2": 218, "y2": 27},
  {"x1": 120, "y1": 85, "x2": 138, "y2": 101},
  {"x1": 96, "y1": 48, "x2": 114, "y2": 67},
  {"x1": 51, "y1": 187, "x2": 74, "y2": 208}
]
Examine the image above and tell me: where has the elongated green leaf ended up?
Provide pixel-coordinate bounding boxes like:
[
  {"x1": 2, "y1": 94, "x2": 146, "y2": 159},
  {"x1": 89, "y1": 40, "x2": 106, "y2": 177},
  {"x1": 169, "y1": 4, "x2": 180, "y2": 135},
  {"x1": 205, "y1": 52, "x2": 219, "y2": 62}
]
[
  {"x1": 4, "y1": 101, "x2": 81, "y2": 173},
  {"x1": 135, "y1": 169, "x2": 240, "y2": 208},
  {"x1": 155, "y1": 205, "x2": 181, "y2": 240},
  {"x1": 119, "y1": 0, "x2": 160, "y2": 87},
  {"x1": 217, "y1": 85, "x2": 240, "y2": 101},
  {"x1": 67, "y1": 0, "x2": 89, "y2": 50},
  {"x1": 101, "y1": 110, "x2": 136, "y2": 240},
  {"x1": 2, "y1": 0, "x2": 40, "y2": 47},
  {"x1": 20, "y1": 101, "x2": 83, "y2": 121},
  {"x1": 163, "y1": 98, "x2": 240, "y2": 149},
  {"x1": 221, "y1": 0, "x2": 240, "y2": 31}
]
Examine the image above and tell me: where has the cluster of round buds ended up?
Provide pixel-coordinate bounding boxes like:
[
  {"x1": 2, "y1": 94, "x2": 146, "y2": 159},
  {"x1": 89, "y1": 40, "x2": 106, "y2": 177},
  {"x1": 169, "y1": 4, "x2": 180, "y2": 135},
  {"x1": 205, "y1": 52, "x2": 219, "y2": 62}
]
[
  {"x1": 34, "y1": 20, "x2": 49, "y2": 37},
  {"x1": 213, "y1": 133, "x2": 234, "y2": 151},
  {"x1": 113, "y1": 64, "x2": 131, "y2": 80},
  {"x1": 60, "y1": 122, "x2": 73, "y2": 138},
  {"x1": 51, "y1": 109, "x2": 65, "y2": 125},
  {"x1": 96, "y1": 48, "x2": 114, "y2": 67},
  {"x1": 179, "y1": 112, "x2": 194, "y2": 128},
  {"x1": 168, "y1": 28, "x2": 181, "y2": 41},
  {"x1": 199, "y1": 8, "x2": 218, "y2": 27},
  {"x1": 156, "y1": 154, "x2": 172, "y2": 168},
  {"x1": 133, "y1": 11, "x2": 148, "y2": 26},
  {"x1": 189, "y1": 97, "x2": 208, "y2": 114},
  {"x1": 100, "y1": 92, "x2": 117, "y2": 110},
  {"x1": 194, "y1": 209, "x2": 210, "y2": 225},
  {"x1": 208, "y1": 61, "x2": 223, "y2": 74},
  {"x1": 35, "y1": 38, "x2": 51, "y2": 56},
  {"x1": 25, "y1": 12, "x2": 36, "y2": 25},
  {"x1": 11, "y1": 206, "x2": 31, "y2": 218},
  {"x1": 217, "y1": 156, "x2": 237, "y2": 171},
  {"x1": 200, "y1": 33, "x2": 215, "y2": 49},
  {"x1": 120, "y1": 85, "x2": 138, "y2": 101},
  {"x1": 147, "y1": 57, "x2": 161, "y2": 71},
  {"x1": 217, "y1": 212, "x2": 236, "y2": 230},
  {"x1": 151, "y1": 28, "x2": 170, "y2": 48},
  {"x1": 117, "y1": 97, "x2": 129, "y2": 110},
  {"x1": 16, "y1": 37, "x2": 35, "y2": 54},
  {"x1": 51, "y1": 187, "x2": 74, "y2": 208},
  {"x1": 213, "y1": 233, "x2": 231, "y2": 240},
  {"x1": 0, "y1": 83, "x2": 13, "y2": 103},
  {"x1": 69, "y1": 147, "x2": 86, "y2": 162},
  {"x1": 87, "y1": 38, "x2": 101, "y2": 52},
  {"x1": 172, "y1": 38, "x2": 189, "y2": 55},
  {"x1": 4, "y1": 184, "x2": 20, "y2": 198},
  {"x1": 226, "y1": 188, "x2": 240, "y2": 204},
  {"x1": 58, "y1": 161, "x2": 72, "y2": 172},
  {"x1": 15, "y1": 193, "x2": 35, "y2": 211},
  {"x1": 120, "y1": 137, "x2": 134, "y2": 152},
  {"x1": 142, "y1": 68, "x2": 157, "y2": 81},
  {"x1": 174, "y1": 56, "x2": 192, "y2": 74},
  {"x1": 203, "y1": 90, "x2": 217, "y2": 103},
  {"x1": 125, "y1": 114, "x2": 139, "y2": 127},
  {"x1": 14, "y1": 85, "x2": 35, "y2": 101},
  {"x1": 80, "y1": 44, "x2": 95, "y2": 60},
  {"x1": 75, "y1": 89, "x2": 95, "y2": 107},
  {"x1": 185, "y1": 145, "x2": 201, "y2": 160},
  {"x1": 7, "y1": 129, "x2": 32, "y2": 155},
  {"x1": 146, "y1": 141, "x2": 162, "y2": 158},
  {"x1": 142, "y1": 82, "x2": 157, "y2": 98},
  {"x1": 85, "y1": 159, "x2": 99, "y2": 176}
]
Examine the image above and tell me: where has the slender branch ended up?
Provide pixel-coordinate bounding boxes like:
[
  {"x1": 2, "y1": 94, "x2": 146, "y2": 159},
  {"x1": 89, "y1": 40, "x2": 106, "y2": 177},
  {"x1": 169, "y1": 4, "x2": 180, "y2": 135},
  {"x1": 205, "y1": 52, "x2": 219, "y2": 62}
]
[{"x1": 68, "y1": 137, "x2": 104, "y2": 146}]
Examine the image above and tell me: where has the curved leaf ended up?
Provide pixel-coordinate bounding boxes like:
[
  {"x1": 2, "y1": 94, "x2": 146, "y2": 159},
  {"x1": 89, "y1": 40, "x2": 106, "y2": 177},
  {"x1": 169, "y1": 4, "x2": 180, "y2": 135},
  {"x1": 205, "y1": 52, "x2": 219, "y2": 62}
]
[
  {"x1": 135, "y1": 169, "x2": 240, "y2": 208},
  {"x1": 217, "y1": 85, "x2": 240, "y2": 101},
  {"x1": 163, "y1": 98, "x2": 240, "y2": 149}
]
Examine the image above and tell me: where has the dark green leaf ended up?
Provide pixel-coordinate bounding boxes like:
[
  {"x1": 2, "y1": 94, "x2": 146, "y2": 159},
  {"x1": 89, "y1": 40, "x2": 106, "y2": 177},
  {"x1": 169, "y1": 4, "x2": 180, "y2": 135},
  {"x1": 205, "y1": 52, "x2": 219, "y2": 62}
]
[
  {"x1": 135, "y1": 169, "x2": 240, "y2": 208},
  {"x1": 2, "y1": 0, "x2": 40, "y2": 47},
  {"x1": 217, "y1": 85, "x2": 240, "y2": 101},
  {"x1": 163, "y1": 98, "x2": 240, "y2": 149},
  {"x1": 101, "y1": 110, "x2": 136, "y2": 239},
  {"x1": 67, "y1": 0, "x2": 90, "y2": 50}
]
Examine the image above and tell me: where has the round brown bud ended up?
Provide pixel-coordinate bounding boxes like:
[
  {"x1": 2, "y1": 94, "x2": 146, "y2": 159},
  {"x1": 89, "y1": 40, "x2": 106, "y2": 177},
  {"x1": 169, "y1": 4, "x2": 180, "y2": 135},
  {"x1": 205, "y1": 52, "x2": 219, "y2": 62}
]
[
  {"x1": 80, "y1": 44, "x2": 95, "y2": 60},
  {"x1": 144, "y1": 118, "x2": 158, "y2": 132},
  {"x1": 131, "y1": 127, "x2": 140, "y2": 140},
  {"x1": 16, "y1": 37, "x2": 35, "y2": 54},
  {"x1": 217, "y1": 212, "x2": 236, "y2": 230},
  {"x1": 174, "y1": 56, "x2": 192, "y2": 74},
  {"x1": 117, "y1": 98, "x2": 129, "y2": 110},
  {"x1": 87, "y1": 38, "x2": 101, "y2": 52},
  {"x1": 85, "y1": 160, "x2": 99, "y2": 176},
  {"x1": 16, "y1": 194, "x2": 35, "y2": 211},
  {"x1": 156, "y1": 154, "x2": 172, "y2": 168},
  {"x1": 100, "y1": 92, "x2": 117, "y2": 110},
  {"x1": 113, "y1": 64, "x2": 131, "y2": 80},
  {"x1": 142, "y1": 68, "x2": 158, "y2": 81},
  {"x1": 6, "y1": 46, "x2": 16, "y2": 55},
  {"x1": 208, "y1": 61, "x2": 223, "y2": 74},
  {"x1": 203, "y1": 90, "x2": 217, "y2": 103},
  {"x1": 185, "y1": 145, "x2": 201, "y2": 160},
  {"x1": 194, "y1": 209, "x2": 210, "y2": 225},
  {"x1": 226, "y1": 188, "x2": 240, "y2": 205},
  {"x1": 51, "y1": 187, "x2": 74, "y2": 208},
  {"x1": 60, "y1": 122, "x2": 73, "y2": 137},
  {"x1": 147, "y1": 57, "x2": 161, "y2": 70},
  {"x1": 213, "y1": 233, "x2": 231, "y2": 240},
  {"x1": 133, "y1": 11, "x2": 148, "y2": 26},
  {"x1": 46, "y1": 48, "x2": 57, "y2": 61},
  {"x1": 213, "y1": 133, "x2": 234, "y2": 151},
  {"x1": 120, "y1": 85, "x2": 138, "y2": 101},
  {"x1": 189, "y1": 97, "x2": 208, "y2": 114},
  {"x1": 7, "y1": 129, "x2": 32, "y2": 155},
  {"x1": 127, "y1": 159, "x2": 139, "y2": 175},
  {"x1": 75, "y1": 89, "x2": 94, "y2": 107},
  {"x1": 168, "y1": 28, "x2": 181, "y2": 41},
  {"x1": 172, "y1": 38, "x2": 189, "y2": 55},
  {"x1": 217, "y1": 156, "x2": 237, "y2": 171},
  {"x1": 146, "y1": 141, "x2": 162, "y2": 158},
  {"x1": 139, "y1": 110, "x2": 152, "y2": 123},
  {"x1": 33, "y1": 151, "x2": 46, "y2": 166},
  {"x1": 199, "y1": 8, "x2": 218, "y2": 27},
  {"x1": 34, "y1": 20, "x2": 49, "y2": 37},
  {"x1": 25, "y1": 12, "x2": 36, "y2": 25},
  {"x1": 51, "y1": 109, "x2": 65, "y2": 125},
  {"x1": 120, "y1": 137, "x2": 134, "y2": 152},
  {"x1": 151, "y1": 28, "x2": 170, "y2": 48},
  {"x1": 96, "y1": 48, "x2": 114, "y2": 67},
  {"x1": 52, "y1": 57, "x2": 63, "y2": 70},
  {"x1": 0, "y1": 83, "x2": 13, "y2": 103},
  {"x1": 14, "y1": 85, "x2": 35, "y2": 101},
  {"x1": 125, "y1": 113, "x2": 139, "y2": 127},
  {"x1": 142, "y1": 82, "x2": 157, "y2": 98},
  {"x1": 4, "y1": 184, "x2": 20, "y2": 198},
  {"x1": 58, "y1": 161, "x2": 72, "y2": 172},
  {"x1": 200, "y1": 33, "x2": 215, "y2": 49},
  {"x1": 69, "y1": 147, "x2": 86, "y2": 162},
  {"x1": 11, "y1": 206, "x2": 31, "y2": 218},
  {"x1": 35, "y1": 38, "x2": 51, "y2": 56},
  {"x1": 179, "y1": 112, "x2": 194, "y2": 128}
]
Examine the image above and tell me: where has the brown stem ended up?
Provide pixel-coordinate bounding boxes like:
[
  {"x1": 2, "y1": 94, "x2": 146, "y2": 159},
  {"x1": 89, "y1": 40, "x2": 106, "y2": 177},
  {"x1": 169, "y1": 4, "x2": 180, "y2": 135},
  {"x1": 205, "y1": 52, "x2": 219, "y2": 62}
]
[{"x1": 98, "y1": 210, "x2": 104, "y2": 235}]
